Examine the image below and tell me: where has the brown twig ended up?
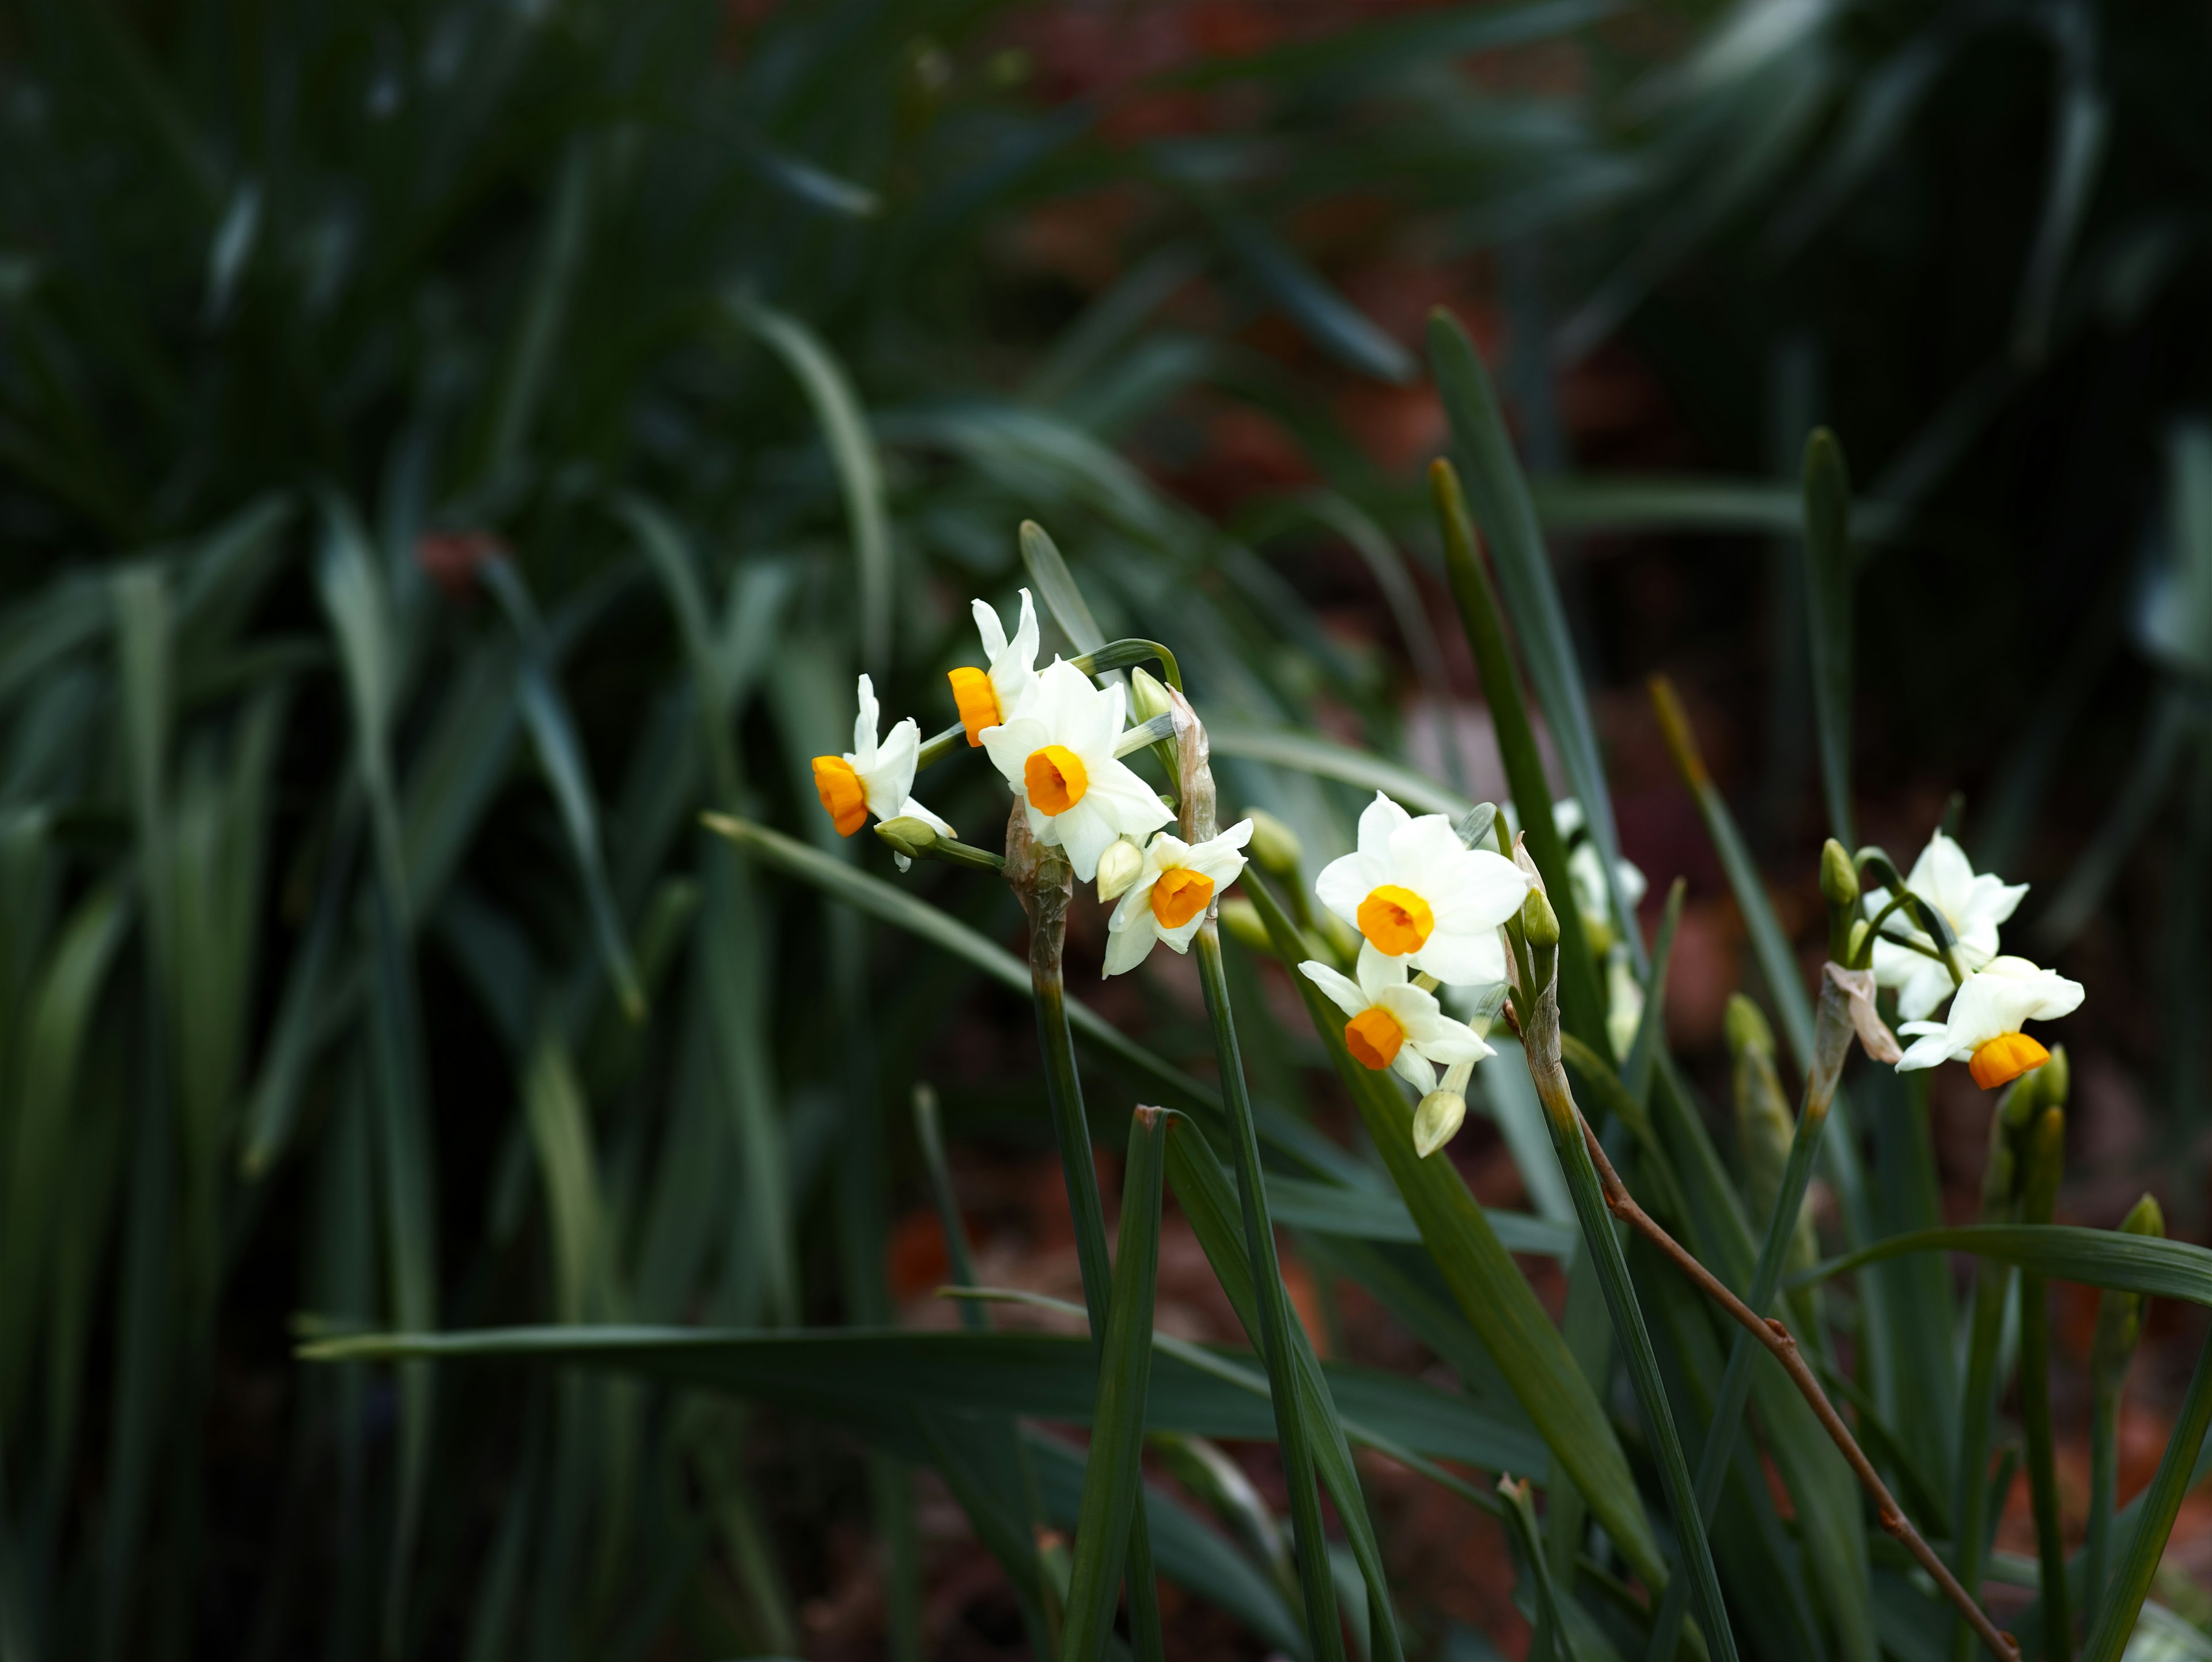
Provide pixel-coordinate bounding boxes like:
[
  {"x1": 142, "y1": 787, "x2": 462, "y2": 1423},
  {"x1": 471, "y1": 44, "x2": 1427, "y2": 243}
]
[{"x1": 1574, "y1": 1114, "x2": 2021, "y2": 1661}]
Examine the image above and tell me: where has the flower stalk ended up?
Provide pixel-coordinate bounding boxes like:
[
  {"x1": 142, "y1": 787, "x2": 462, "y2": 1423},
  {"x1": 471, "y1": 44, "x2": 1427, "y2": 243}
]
[
  {"x1": 1644, "y1": 961, "x2": 1857, "y2": 1662},
  {"x1": 1003, "y1": 803, "x2": 1164, "y2": 1657},
  {"x1": 1509, "y1": 862, "x2": 1740, "y2": 1662},
  {"x1": 2017, "y1": 1099, "x2": 2070, "y2": 1660},
  {"x1": 1172, "y1": 687, "x2": 1349, "y2": 1662}
]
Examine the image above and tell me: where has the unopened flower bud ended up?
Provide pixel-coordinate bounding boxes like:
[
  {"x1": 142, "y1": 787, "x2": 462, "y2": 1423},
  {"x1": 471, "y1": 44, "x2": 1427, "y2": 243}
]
[
  {"x1": 1412, "y1": 1088, "x2": 1467, "y2": 1158},
  {"x1": 1096, "y1": 836, "x2": 1145, "y2": 903},
  {"x1": 1217, "y1": 897, "x2": 1271, "y2": 955},
  {"x1": 1820, "y1": 838, "x2": 1859, "y2": 910},
  {"x1": 2120, "y1": 1192, "x2": 2166, "y2": 1240},
  {"x1": 1724, "y1": 993, "x2": 1775, "y2": 1061},
  {"x1": 874, "y1": 817, "x2": 940, "y2": 861},
  {"x1": 1129, "y1": 666, "x2": 1175, "y2": 726},
  {"x1": 1244, "y1": 809, "x2": 1302, "y2": 878},
  {"x1": 2094, "y1": 1192, "x2": 2165, "y2": 1377},
  {"x1": 1520, "y1": 887, "x2": 1560, "y2": 948}
]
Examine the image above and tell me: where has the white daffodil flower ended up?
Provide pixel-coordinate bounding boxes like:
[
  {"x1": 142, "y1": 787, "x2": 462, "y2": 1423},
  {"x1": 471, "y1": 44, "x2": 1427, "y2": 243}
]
[
  {"x1": 1868, "y1": 829, "x2": 2028, "y2": 1021},
  {"x1": 1299, "y1": 952, "x2": 1493, "y2": 1095},
  {"x1": 980, "y1": 658, "x2": 1173, "y2": 881},
  {"x1": 809, "y1": 677, "x2": 949, "y2": 837},
  {"x1": 946, "y1": 587, "x2": 1040, "y2": 747},
  {"x1": 1102, "y1": 822, "x2": 1253, "y2": 977},
  {"x1": 1314, "y1": 792, "x2": 1531, "y2": 988},
  {"x1": 1895, "y1": 955, "x2": 2084, "y2": 1089},
  {"x1": 811, "y1": 676, "x2": 955, "y2": 868}
]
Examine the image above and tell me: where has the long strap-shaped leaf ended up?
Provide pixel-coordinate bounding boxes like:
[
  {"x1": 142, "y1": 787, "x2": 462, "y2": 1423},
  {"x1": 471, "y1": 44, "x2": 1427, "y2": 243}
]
[
  {"x1": 1062, "y1": 1107, "x2": 1168, "y2": 1662},
  {"x1": 1797, "y1": 1224, "x2": 2212, "y2": 1303},
  {"x1": 1801, "y1": 430, "x2": 1858, "y2": 852},
  {"x1": 1430, "y1": 458, "x2": 1609, "y2": 1055},
  {"x1": 1429, "y1": 309, "x2": 1643, "y2": 978},
  {"x1": 1242, "y1": 872, "x2": 1667, "y2": 1593},
  {"x1": 2082, "y1": 1327, "x2": 2212, "y2": 1662}
]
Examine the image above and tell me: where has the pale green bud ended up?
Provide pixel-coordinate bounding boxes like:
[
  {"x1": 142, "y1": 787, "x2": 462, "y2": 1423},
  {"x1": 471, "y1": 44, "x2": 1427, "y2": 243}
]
[
  {"x1": 1820, "y1": 838, "x2": 1859, "y2": 909},
  {"x1": 1724, "y1": 993, "x2": 1775, "y2": 1061},
  {"x1": 1244, "y1": 809, "x2": 1303, "y2": 878},
  {"x1": 874, "y1": 817, "x2": 939, "y2": 861},
  {"x1": 1095, "y1": 836, "x2": 1145, "y2": 903},
  {"x1": 2120, "y1": 1192, "x2": 2166, "y2": 1240},
  {"x1": 1521, "y1": 887, "x2": 1560, "y2": 948},
  {"x1": 1412, "y1": 1088, "x2": 1467, "y2": 1158},
  {"x1": 1128, "y1": 666, "x2": 1175, "y2": 726},
  {"x1": 1217, "y1": 897, "x2": 1272, "y2": 955}
]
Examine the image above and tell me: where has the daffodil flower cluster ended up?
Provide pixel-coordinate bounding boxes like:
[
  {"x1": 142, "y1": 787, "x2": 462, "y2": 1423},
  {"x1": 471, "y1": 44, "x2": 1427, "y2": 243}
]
[
  {"x1": 1855, "y1": 827, "x2": 2082, "y2": 1092},
  {"x1": 808, "y1": 588, "x2": 1249, "y2": 976},
  {"x1": 1288, "y1": 790, "x2": 1535, "y2": 1147}
]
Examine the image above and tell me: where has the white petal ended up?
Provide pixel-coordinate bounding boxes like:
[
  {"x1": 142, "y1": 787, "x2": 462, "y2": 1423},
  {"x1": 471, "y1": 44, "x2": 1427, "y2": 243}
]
[
  {"x1": 862, "y1": 718, "x2": 922, "y2": 819},
  {"x1": 1411, "y1": 925, "x2": 1507, "y2": 989},
  {"x1": 894, "y1": 794, "x2": 955, "y2": 838},
  {"x1": 1298, "y1": 960, "x2": 1367, "y2": 1019},
  {"x1": 980, "y1": 715, "x2": 1050, "y2": 789},
  {"x1": 1053, "y1": 800, "x2": 1119, "y2": 883},
  {"x1": 1355, "y1": 792, "x2": 1411, "y2": 861},
  {"x1": 1375, "y1": 982, "x2": 1445, "y2": 1032},
  {"x1": 1082, "y1": 757, "x2": 1175, "y2": 839},
  {"x1": 1143, "y1": 832, "x2": 1195, "y2": 876},
  {"x1": 1313, "y1": 850, "x2": 1373, "y2": 928},
  {"x1": 1893, "y1": 956, "x2": 1955, "y2": 1024},
  {"x1": 1428, "y1": 848, "x2": 1532, "y2": 930},
  {"x1": 1387, "y1": 813, "x2": 1469, "y2": 889},
  {"x1": 1102, "y1": 917, "x2": 1159, "y2": 978},
  {"x1": 1107, "y1": 871, "x2": 1164, "y2": 933},
  {"x1": 1893, "y1": 1029, "x2": 1958, "y2": 1072},
  {"x1": 1355, "y1": 942, "x2": 1412, "y2": 1002},
  {"x1": 853, "y1": 673, "x2": 881, "y2": 765},
  {"x1": 972, "y1": 597, "x2": 1009, "y2": 661},
  {"x1": 1391, "y1": 1048, "x2": 1438, "y2": 1093}
]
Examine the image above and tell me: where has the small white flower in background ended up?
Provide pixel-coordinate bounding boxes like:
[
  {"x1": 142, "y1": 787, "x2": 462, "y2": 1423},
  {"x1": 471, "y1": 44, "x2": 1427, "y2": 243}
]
[
  {"x1": 946, "y1": 587, "x2": 1040, "y2": 747},
  {"x1": 1102, "y1": 821, "x2": 1253, "y2": 977},
  {"x1": 1555, "y1": 797, "x2": 1647, "y2": 952},
  {"x1": 1299, "y1": 952, "x2": 1493, "y2": 1095},
  {"x1": 810, "y1": 675, "x2": 955, "y2": 869},
  {"x1": 1894, "y1": 955, "x2": 2083, "y2": 1089},
  {"x1": 1868, "y1": 829, "x2": 2027, "y2": 1021},
  {"x1": 1094, "y1": 836, "x2": 1146, "y2": 903},
  {"x1": 1606, "y1": 955, "x2": 1646, "y2": 1062},
  {"x1": 1314, "y1": 792, "x2": 1531, "y2": 989},
  {"x1": 981, "y1": 658, "x2": 1173, "y2": 881}
]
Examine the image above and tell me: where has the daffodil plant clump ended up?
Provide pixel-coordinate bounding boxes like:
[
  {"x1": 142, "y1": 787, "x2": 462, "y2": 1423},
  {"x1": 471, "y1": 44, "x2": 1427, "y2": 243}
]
[{"x1": 323, "y1": 319, "x2": 2212, "y2": 1662}]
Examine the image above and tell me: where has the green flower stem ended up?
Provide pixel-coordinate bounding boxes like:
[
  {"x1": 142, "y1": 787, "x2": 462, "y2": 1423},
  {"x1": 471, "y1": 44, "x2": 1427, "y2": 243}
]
[
  {"x1": 2085, "y1": 1362, "x2": 2120, "y2": 1622},
  {"x1": 1194, "y1": 923, "x2": 1348, "y2": 1662},
  {"x1": 1952, "y1": 1097, "x2": 2026, "y2": 1662},
  {"x1": 1020, "y1": 833, "x2": 1164, "y2": 1660},
  {"x1": 2018, "y1": 1106, "x2": 2070, "y2": 1660},
  {"x1": 2082, "y1": 1325, "x2": 2212, "y2": 1662},
  {"x1": 1516, "y1": 952, "x2": 1741, "y2": 1662},
  {"x1": 1643, "y1": 970, "x2": 1856, "y2": 1662}
]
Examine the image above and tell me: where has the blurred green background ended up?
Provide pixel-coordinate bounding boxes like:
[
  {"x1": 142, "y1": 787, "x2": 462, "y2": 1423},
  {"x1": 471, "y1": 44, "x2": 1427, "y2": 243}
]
[{"x1": 2, "y1": 0, "x2": 2209, "y2": 1657}]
